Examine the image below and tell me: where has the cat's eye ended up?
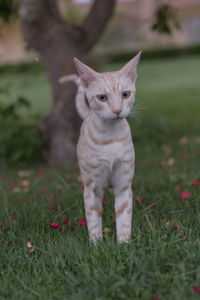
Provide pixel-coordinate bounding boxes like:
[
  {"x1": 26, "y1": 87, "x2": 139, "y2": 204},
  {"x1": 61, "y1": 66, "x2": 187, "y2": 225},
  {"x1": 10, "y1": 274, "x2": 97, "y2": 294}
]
[
  {"x1": 122, "y1": 91, "x2": 131, "y2": 99},
  {"x1": 96, "y1": 94, "x2": 108, "y2": 102}
]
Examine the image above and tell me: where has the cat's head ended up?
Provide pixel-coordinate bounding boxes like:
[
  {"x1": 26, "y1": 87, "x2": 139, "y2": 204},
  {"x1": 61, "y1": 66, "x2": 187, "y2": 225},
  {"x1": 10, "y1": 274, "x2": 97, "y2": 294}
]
[{"x1": 74, "y1": 51, "x2": 141, "y2": 121}]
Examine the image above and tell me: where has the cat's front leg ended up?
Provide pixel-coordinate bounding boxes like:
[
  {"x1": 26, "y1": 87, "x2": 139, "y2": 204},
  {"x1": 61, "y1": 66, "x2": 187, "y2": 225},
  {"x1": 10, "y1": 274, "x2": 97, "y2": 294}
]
[
  {"x1": 83, "y1": 185, "x2": 103, "y2": 244},
  {"x1": 114, "y1": 187, "x2": 133, "y2": 243},
  {"x1": 112, "y1": 161, "x2": 134, "y2": 243}
]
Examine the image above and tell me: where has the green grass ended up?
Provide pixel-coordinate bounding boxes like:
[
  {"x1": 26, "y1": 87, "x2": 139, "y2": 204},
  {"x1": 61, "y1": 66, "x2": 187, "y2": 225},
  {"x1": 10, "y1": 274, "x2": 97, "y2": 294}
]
[
  {"x1": 0, "y1": 55, "x2": 200, "y2": 299},
  {"x1": 0, "y1": 63, "x2": 51, "y2": 116}
]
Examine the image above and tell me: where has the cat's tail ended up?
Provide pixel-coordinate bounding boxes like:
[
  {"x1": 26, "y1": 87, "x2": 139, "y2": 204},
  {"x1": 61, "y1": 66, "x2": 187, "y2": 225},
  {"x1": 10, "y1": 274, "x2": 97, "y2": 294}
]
[{"x1": 59, "y1": 74, "x2": 90, "y2": 120}]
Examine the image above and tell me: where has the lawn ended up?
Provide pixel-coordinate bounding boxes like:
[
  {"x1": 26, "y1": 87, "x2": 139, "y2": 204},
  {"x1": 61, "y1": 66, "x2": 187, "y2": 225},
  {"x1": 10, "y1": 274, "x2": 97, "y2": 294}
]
[{"x1": 0, "y1": 54, "x2": 200, "y2": 300}]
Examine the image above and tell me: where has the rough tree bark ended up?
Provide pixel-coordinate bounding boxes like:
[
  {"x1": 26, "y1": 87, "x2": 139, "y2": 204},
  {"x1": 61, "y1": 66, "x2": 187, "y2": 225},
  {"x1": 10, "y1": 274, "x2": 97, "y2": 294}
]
[{"x1": 19, "y1": 0, "x2": 116, "y2": 165}]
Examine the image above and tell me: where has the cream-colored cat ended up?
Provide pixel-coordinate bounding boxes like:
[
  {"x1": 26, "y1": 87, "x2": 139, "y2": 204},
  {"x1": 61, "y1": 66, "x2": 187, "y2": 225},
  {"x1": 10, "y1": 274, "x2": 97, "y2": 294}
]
[{"x1": 60, "y1": 51, "x2": 141, "y2": 243}]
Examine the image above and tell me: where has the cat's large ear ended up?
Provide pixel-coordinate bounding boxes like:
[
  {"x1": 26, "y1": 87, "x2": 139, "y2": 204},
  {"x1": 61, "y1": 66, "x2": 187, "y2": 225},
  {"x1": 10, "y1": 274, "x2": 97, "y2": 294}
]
[
  {"x1": 118, "y1": 50, "x2": 142, "y2": 82},
  {"x1": 74, "y1": 58, "x2": 98, "y2": 88}
]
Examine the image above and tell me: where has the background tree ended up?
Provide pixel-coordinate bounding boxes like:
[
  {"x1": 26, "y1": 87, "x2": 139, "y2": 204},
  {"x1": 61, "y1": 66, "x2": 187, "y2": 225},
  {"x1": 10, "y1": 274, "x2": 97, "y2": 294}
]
[
  {"x1": 18, "y1": 0, "x2": 116, "y2": 165},
  {"x1": 0, "y1": 0, "x2": 178, "y2": 166}
]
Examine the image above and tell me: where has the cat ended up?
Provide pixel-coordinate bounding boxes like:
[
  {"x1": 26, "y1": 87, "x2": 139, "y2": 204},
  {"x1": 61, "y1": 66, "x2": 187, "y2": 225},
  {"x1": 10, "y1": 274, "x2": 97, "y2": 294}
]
[{"x1": 60, "y1": 51, "x2": 141, "y2": 243}]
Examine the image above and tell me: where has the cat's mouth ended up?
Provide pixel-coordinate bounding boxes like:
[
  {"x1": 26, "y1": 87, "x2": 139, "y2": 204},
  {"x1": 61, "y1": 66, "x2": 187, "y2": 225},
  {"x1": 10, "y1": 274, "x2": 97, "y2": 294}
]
[{"x1": 113, "y1": 116, "x2": 123, "y2": 121}]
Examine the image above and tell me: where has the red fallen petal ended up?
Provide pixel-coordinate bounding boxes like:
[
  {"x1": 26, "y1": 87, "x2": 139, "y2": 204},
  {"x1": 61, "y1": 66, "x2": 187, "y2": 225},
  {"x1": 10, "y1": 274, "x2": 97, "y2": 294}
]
[
  {"x1": 192, "y1": 180, "x2": 200, "y2": 186},
  {"x1": 175, "y1": 185, "x2": 181, "y2": 191},
  {"x1": 135, "y1": 195, "x2": 143, "y2": 202},
  {"x1": 192, "y1": 286, "x2": 200, "y2": 294},
  {"x1": 182, "y1": 154, "x2": 189, "y2": 161},
  {"x1": 179, "y1": 191, "x2": 191, "y2": 200},
  {"x1": 102, "y1": 199, "x2": 108, "y2": 205},
  {"x1": 51, "y1": 222, "x2": 60, "y2": 229},
  {"x1": 78, "y1": 219, "x2": 86, "y2": 226},
  {"x1": 174, "y1": 223, "x2": 182, "y2": 233},
  {"x1": 125, "y1": 265, "x2": 130, "y2": 271},
  {"x1": 10, "y1": 216, "x2": 15, "y2": 221},
  {"x1": 2, "y1": 228, "x2": 7, "y2": 233},
  {"x1": 5, "y1": 258, "x2": 9, "y2": 262},
  {"x1": 82, "y1": 218, "x2": 86, "y2": 225},
  {"x1": 183, "y1": 235, "x2": 188, "y2": 241},
  {"x1": 80, "y1": 184, "x2": 84, "y2": 192},
  {"x1": 174, "y1": 224, "x2": 179, "y2": 232},
  {"x1": 49, "y1": 194, "x2": 55, "y2": 199},
  {"x1": 38, "y1": 171, "x2": 45, "y2": 177}
]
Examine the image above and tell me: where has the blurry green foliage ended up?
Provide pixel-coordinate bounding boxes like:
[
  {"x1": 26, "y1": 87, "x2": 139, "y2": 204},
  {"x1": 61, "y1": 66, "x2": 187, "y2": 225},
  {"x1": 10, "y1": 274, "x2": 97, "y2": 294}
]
[
  {"x1": 0, "y1": 0, "x2": 18, "y2": 22},
  {"x1": 0, "y1": 86, "x2": 44, "y2": 166},
  {"x1": 102, "y1": 44, "x2": 200, "y2": 65},
  {"x1": 152, "y1": 4, "x2": 180, "y2": 34},
  {"x1": 63, "y1": 5, "x2": 84, "y2": 24}
]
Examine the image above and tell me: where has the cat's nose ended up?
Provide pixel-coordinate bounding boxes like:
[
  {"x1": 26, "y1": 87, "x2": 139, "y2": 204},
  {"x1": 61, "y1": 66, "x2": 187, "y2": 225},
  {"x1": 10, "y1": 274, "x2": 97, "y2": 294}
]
[{"x1": 113, "y1": 110, "x2": 122, "y2": 116}]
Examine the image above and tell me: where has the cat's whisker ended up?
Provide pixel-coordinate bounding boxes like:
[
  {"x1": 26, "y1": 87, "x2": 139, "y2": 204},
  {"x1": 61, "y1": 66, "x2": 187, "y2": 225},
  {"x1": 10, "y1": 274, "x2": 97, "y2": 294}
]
[{"x1": 129, "y1": 101, "x2": 148, "y2": 118}]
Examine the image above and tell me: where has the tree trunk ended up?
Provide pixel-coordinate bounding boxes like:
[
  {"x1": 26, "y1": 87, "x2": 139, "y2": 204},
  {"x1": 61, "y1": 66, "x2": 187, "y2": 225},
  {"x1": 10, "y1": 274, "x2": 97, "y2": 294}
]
[
  {"x1": 19, "y1": 0, "x2": 116, "y2": 165},
  {"x1": 38, "y1": 38, "x2": 83, "y2": 165}
]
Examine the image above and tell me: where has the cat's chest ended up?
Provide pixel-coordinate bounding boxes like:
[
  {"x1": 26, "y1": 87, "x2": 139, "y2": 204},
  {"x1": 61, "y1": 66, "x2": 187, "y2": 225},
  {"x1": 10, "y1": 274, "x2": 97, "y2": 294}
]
[
  {"x1": 78, "y1": 120, "x2": 134, "y2": 171},
  {"x1": 98, "y1": 141, "x2": 128, "y2": 161}
]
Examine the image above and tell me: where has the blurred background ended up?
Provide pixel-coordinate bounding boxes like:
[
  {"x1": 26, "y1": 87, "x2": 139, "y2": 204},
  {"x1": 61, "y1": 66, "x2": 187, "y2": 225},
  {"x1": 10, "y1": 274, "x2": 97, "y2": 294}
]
[
  {"x1": 1, "y1": 0, "x2": 200, "y2": 64},
  {"x1": 0, "y1": 0, "x2": 200, "y2": 167}
]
